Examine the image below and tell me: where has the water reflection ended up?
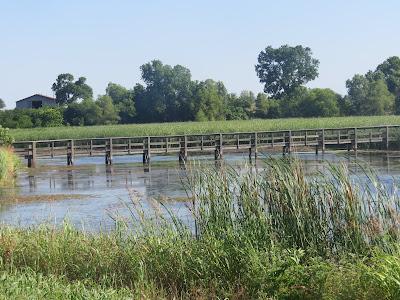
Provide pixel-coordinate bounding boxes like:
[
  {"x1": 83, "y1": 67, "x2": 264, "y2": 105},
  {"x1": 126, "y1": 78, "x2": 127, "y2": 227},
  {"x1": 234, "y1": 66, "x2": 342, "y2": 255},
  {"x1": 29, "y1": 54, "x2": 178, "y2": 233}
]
[{"x1": 1, "y1": 152, "x2": 400, "y2": 230}]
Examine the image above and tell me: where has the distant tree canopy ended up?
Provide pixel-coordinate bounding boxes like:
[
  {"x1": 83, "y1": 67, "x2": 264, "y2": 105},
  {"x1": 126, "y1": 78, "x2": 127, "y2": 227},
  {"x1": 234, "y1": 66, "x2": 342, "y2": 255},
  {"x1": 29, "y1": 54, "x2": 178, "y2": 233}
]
[
  {"x1": 0, "y1": 98, "x2": 5, "y2": 109},
  {"x1": 255, "y1": 45, "x2": 319, "y2": 99},
  {"x1": 52, "y1": 73, "x2": 93, "y2": 105},
  {"x1": 2, "y1": 48, "x2": 400, "y2": 130},
  {"x1": 135, "y1": 60, "x2": 194, "y2": 122}
]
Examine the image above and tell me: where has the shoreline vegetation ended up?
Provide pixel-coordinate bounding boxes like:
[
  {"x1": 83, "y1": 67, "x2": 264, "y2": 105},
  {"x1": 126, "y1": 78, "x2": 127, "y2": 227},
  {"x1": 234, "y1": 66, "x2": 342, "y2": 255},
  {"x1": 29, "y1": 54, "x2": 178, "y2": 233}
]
[
  {"x1": 0, "y1": 147, "x2": 18, "y2": 186},
  {"x1": 10, "y1": 115, "x2": 400, "y2": 141},
  {"x1": 1, "y1": 158, "x2": 400, "y2": 299}
]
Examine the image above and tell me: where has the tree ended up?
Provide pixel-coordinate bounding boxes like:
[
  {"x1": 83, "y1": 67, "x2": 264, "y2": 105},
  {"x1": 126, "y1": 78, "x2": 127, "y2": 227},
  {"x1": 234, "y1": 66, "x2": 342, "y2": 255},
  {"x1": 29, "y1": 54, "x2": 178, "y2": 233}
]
[
  {"x1": 63, "y1": 98, "x2": 101, "y2": 126},
  {"x1": 193, "y1": 79, "x2": 226, "y2": 121},
  {"x1": 299, "y1": 88, "x2": 340, "y2": 117},
  {"x1": 255, "y1": 93, "x2": 269, "y2": 118},
  {"x1": 52, "y1": 73, "x2": 93, "y2": 105},
  {"x1": 375, "y1": 56, "x2": 400, "y2": 113},
  {"x1": 224, "y1": 91, "x2": 257, "y2": 120},
  {"x1": 96, "y1": 95, "x2": 120, "y2": 125},
  {"x1": 106, "y1": 83, "x2": 136, "y2": 123},
  {"x1": 135, "y1": 60, "x2": 195, "y2": 122},
  {"x1": 0, "y1": 98, "x2": 5, "y2": 109},
  {"x1": 346, "y1": 75, "x2": 394, "y2": 115},
  {"x1": 255, "y1": 45, "x2": 319, "y2": 99}
]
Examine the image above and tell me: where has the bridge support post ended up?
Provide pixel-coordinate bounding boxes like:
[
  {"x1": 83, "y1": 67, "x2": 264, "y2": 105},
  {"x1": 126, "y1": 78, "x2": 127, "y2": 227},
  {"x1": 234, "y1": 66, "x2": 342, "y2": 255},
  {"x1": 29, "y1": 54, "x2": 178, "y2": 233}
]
[
  {"x1": 179, "y1": 135, "x2": 187, "y2": 164},
  {"x1": 26, "y1": 142, "x2": 36, "y2": 168},
  {"x1": 214, "y1": 134, "x2": 223, "y2": 160},
  {"x1": 105, "y1": 138, "x2": 113, "y2": 165},
  {"x1": 67, "y1": 140, "x2": 74, "y2": 166},
  {"x1": 315, "y1": 145, "x2": 319, "y2": 155},
  {"x1": 321, "y1": 129, "x2": 325, "y2": 153},
  {"x1": 143, "y1": 137, "x2": 151, "y2": 164}
]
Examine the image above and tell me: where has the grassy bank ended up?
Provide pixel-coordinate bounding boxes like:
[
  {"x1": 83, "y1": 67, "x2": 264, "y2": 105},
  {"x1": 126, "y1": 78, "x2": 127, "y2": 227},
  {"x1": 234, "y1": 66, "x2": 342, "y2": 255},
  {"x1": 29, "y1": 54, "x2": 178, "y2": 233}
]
[
  {"x1": 0, "y1": 147, "x2": 18, "y2": 185},
  {"x1": 11, "y1": 115, "x2": 400, "y2": 141},
  {"x1": 1, "y1": 158, "x2": 400, "y2": 298}
]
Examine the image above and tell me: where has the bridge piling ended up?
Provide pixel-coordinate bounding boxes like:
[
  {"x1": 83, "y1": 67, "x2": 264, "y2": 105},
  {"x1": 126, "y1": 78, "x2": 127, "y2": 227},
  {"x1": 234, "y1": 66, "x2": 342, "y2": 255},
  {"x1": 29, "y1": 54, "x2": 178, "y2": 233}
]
[
  {"x1": 67, "y1": 140, "x2": 74, "y2": 166},
  {"x1": 26, "y1": 142, "x2": 36, "y2": 168}
]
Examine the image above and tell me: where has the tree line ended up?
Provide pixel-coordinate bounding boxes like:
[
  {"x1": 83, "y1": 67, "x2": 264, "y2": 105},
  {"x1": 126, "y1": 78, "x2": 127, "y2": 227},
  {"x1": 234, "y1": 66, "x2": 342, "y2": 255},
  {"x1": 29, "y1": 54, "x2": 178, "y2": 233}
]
[{"x1": 1, "y1": 45, "x2": 399, "y2": 128}]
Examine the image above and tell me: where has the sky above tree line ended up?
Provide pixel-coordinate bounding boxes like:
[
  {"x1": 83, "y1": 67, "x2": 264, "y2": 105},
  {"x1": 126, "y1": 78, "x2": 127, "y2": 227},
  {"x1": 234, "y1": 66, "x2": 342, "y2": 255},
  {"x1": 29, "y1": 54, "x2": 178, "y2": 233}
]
[{"x1": 1, "y1": 0, "x2": 399, "y2": 108}]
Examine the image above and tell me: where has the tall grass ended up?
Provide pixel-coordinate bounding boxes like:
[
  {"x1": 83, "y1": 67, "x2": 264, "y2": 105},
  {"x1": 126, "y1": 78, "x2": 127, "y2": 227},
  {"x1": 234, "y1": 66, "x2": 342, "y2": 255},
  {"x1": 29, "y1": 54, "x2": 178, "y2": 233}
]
[
  {"x1": 11, "y1": 115, "x2": 400, "y2": 141},
  {"x1": 0, "y1": 147, "x2": 19, "y2": 185},
  {"x1": 1, "y1": 158, "x2": 400, "y2": 298},
  {"x1": 189, "y1": 158, "x2": 400, "y2": 255}
]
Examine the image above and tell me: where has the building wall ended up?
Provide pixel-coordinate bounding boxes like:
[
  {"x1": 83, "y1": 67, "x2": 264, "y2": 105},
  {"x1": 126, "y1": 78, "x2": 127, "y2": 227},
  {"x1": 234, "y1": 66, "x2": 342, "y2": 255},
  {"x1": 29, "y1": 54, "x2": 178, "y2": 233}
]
[{"x1": 16, "y1": 95, "x2": 57, "y2": 109}]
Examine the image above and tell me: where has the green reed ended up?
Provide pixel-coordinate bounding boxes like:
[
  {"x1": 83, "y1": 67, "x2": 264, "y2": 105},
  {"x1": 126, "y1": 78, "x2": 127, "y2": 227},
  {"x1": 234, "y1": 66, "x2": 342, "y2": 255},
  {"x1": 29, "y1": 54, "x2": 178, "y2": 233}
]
[{"x1": 1, "y1": 158, "x2": 400, "y2": 298}]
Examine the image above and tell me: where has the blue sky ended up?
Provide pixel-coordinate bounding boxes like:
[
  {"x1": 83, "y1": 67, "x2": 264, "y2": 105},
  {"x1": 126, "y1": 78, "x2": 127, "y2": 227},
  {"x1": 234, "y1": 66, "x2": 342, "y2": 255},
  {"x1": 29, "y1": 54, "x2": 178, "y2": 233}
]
[{"x1": 1, "y1": 0, "x2": 399, "y2": 108}]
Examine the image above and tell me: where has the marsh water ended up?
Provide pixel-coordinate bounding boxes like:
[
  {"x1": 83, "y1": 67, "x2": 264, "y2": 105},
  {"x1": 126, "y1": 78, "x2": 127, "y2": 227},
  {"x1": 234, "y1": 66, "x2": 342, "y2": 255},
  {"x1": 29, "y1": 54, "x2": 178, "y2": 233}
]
[{"x1": 1, "y1": 151, "x2": 400, "y2": 230}]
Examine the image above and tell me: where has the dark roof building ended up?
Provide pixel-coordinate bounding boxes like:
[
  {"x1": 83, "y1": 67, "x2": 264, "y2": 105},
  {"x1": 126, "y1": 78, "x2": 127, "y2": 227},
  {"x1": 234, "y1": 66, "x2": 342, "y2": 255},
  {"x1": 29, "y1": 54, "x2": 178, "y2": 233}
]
[{"x1": 16, "y1": 94, "x2": 57, "y2": 109}]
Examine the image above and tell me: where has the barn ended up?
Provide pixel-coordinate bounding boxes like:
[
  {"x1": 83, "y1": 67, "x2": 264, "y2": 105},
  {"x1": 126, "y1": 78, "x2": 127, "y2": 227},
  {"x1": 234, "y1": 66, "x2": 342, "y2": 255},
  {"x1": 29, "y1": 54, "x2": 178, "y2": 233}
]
[{"x1": 16, "y1": 94, "x2": 57, "y2": 109}]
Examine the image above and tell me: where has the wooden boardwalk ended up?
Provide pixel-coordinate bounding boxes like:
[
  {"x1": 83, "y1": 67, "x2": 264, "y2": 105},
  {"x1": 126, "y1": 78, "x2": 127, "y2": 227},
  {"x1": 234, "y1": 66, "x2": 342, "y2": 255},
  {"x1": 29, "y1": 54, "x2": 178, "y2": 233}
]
[{"x1": 12, "y1": 125, "x2": 399, "y2": 167}]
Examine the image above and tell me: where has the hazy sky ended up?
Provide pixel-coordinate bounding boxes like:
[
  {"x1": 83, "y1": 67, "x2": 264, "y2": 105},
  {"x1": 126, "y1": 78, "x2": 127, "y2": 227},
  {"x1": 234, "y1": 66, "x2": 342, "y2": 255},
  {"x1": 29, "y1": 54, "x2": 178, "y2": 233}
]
[{"x1": 1, "y1": 0, "x2": 399, "y2": 108}]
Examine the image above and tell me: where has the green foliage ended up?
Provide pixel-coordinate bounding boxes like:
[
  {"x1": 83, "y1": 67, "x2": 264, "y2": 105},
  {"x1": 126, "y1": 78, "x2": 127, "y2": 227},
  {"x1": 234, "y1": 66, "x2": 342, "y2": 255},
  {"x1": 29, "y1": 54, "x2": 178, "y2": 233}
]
[
  {"x1": 0, "y1": 98, "x2": 5, "y2": 109},
  {"x1": 0, "y1": 127, "x2": 13, "y2": 146},
  {"x1": 135, "y1": 60, "x2": 194, "y2": 122},
  {"x1": 226, "y1": 91, "x2": 256, "y2": 120},
  {"x1": 52, "y1": 73, "x2": 93, "y2": 105},
  {"x1": 193, "y1": 79, "x2": 226, "y2": 121},
  {"x1": 255, "y1": 45, "x2": 319, "y2": 99},
  {"x1": 299, "y1": 88, "x2": 340, "y2": 117},
  {"x1": 96, "y1": 95, "x2": 120, "y2": 125},
  {"x1": 0, "y1": 147, "x2": 18, "y2": 185},
  {"x1": 63, "y1": 98, "x2": 102, "y2": 126},
  {"x1": 0, "y1": 108, "x2": 63, "y2": 129},
  {"x1": 254, "y1": 93, "x2": 269, "y2": 118},
  {"x1": 0, "y1": 270, "x2": 133, "y2": 299},
  {"x1": 106, "y1": 82, "x2": 136, "y2": 123},
  {"x1": 346, "y1": 75, "x2": 395, "y2": 115}
]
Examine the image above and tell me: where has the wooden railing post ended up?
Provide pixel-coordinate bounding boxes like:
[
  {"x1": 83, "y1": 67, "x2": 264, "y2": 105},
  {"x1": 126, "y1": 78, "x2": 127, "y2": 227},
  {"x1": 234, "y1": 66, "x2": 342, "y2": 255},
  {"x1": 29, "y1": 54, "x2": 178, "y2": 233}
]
[
  {"x1": 385, "y1": 126, "x2": 390, "y2": 150},
  {"x1": 89, "y1": 139, "x2": 93, "y2": 156},
  {"x1": 354, "y1": 128, "x2": 358, "y2": 152},
  {"x1": 304, "y1": 131, "x2": 308, "y2": 146},
  {"x1": 51, "y1": 142, "x2": 54, "y2": 158},
  {"x1": 321, "y1": 129, "x2": 325, "y2": 152},
  {"x1": 254, "y1": 132, "x2": 258, "y2": 159}
]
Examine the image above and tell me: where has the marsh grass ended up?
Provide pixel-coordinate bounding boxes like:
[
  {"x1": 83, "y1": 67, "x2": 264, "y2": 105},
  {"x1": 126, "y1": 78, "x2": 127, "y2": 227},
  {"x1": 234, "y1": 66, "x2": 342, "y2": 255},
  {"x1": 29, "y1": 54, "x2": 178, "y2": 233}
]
[
  {"x1": 1, "y1": 158, "x2": 400, "y2": 298},
  {"x1": 11, "y1": 115, "x2": 400, "y2": 141},
  {"x1": 0, "y1": 147, "x2": 19, "y2": 185}
]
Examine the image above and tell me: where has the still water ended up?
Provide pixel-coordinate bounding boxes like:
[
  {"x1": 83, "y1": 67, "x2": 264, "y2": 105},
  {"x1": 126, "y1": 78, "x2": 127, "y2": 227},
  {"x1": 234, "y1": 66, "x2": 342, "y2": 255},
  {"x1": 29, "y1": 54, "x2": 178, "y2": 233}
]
[{"x1": 1, "y1": 151, "x2": 400, "y2": 230}]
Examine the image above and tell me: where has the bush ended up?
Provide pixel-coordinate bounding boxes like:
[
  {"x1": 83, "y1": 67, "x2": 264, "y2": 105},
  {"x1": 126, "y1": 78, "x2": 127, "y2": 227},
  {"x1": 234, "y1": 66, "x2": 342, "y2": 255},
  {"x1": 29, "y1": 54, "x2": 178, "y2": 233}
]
[{"x1": 0, "y1": 126, "x2": 13, "y2": 145}]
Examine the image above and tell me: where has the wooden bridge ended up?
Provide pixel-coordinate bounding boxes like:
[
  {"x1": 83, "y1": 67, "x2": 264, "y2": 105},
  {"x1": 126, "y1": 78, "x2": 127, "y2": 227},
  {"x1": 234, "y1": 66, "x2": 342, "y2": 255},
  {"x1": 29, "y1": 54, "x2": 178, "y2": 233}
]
[{"x1": 12, "y1": 125, "x2": 399, "y2": 167}]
